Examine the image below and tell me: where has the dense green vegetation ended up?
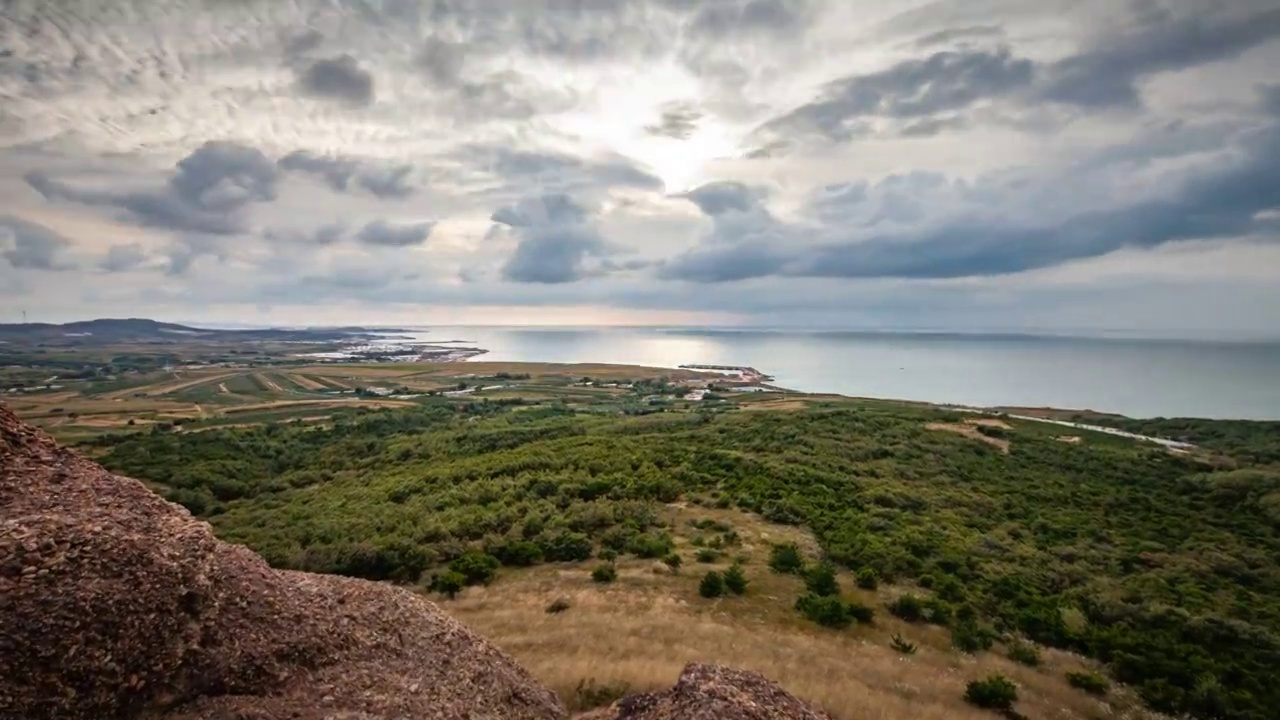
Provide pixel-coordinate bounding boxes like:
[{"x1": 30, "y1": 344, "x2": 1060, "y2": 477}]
[
  {"x1": 93, "y1": 401, "x2": 1280, "y2": 720},
  {"x1": 1077, "y1": 414, "x2": 1280, "y2": 464}
]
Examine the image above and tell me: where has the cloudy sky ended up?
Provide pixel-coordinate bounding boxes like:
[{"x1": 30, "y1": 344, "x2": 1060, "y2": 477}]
[{"x1": 2, "y1": 0, "x2": 1280, "y2": 337}]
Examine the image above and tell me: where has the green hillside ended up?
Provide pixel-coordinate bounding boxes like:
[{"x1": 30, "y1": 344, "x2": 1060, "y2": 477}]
[{"x1": 93, "y1": 400, "x2": 1280, "y2": 720}]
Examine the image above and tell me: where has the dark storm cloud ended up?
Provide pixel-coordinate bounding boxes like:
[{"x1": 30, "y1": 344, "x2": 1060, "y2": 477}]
[
  {"x1": 646, "y1": 104, "x2": 702, "y2": 139},
  {"x1": 354, "y1": 219, "x2": 435, "y2": 247},
  {"x1": 492, "y1": 194, "x2": 617, "y2": 284},
  {"x1": 661, "y1": 124, "x2": 1280, "y2": 282},
  {"x1": 762, "y1": 48, "x2": 1034, "y2": 141},
  {"x1": 297, "y1": 55, "x2": 375, "y2": 105},
  {"x1": 417, "y1": 36, "x2": 466, "y2": 85},
  {"x1": 1038, "y1": 6, "x2": 1280, "y2": 108},
  {"x1": 277, "y1": 150, "x2": 417, "y2": 198},
  {"x1": 916, "y1": 25, "x2": 1004, "y2": 48},
  {"x1": 0, "y1": 216, "x2": 74, "y2": 270},
  {"x1": 99, "y1": 243, "x2": 148, "y2": 272},
  {"x1": 25, "y1": 141, "x2": 278, "y2": 235}
]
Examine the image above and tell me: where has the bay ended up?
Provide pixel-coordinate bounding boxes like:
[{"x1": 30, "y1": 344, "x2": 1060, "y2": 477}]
[{"x1": 398, "y1": 327, "x2": 1280, "y2": 420}]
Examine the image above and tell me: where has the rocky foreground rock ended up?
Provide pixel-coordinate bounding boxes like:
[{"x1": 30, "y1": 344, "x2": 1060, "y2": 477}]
[{"x1": 0, "y1": 404, "x2": 835, "y2": 719}]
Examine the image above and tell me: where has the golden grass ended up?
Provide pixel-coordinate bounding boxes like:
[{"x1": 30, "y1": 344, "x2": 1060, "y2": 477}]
[
  {"x1": 284, "y1": 373, "x2": 329, "y2": 392},
  {"x1": 220, "y1": 398, "x2": 416, "y2": 414},
  {"x1": 447, "y1": 506, "x2": 1161, "y2": 720},
  {"x1": 738, "y1": 398, "x2": 811, "y2": 412},
  {"x1": 253, "y1": 373, "x2": 285, "y2": 393}
]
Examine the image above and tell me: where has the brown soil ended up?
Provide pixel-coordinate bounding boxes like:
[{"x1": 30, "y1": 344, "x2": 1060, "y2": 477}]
[
  {"x1": 964, "y1": 418, "x2": 1012, "y2": 429},
  {"x1": 1056, "y1": 436, "x2": 1083, "y2": 444}
]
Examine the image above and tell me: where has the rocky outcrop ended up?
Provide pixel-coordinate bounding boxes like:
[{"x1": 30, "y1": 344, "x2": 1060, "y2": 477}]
[
  {"x1": 581, "y1": 665, "x2": 836, "y2": 720},
  {"x1": 0, "y1": 405, "x2": 838, "y2": 720},
  {"x1": 0, "y1": 404, "x2": 565, "y2": 720}
]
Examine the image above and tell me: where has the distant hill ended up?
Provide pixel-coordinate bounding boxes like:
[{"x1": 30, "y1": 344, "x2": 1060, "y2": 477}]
[{"x1": 0, "y1": 318, "x2": 397, "y2": 345}]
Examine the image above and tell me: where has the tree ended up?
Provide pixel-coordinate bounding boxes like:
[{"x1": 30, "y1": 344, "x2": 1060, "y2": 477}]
[
  {"x1": 592, "y1": 563, "x2": 618, "y2": 583},
  {"x1": 699, "y1": 570, "x2": 725, "y2": 598},
  {"x1": 856, "y1": 567, "x2": 878, "y2": 590},
  {"x1": 964, "y1": 675, "x2": 1018, "y2": 711},
  {"x1": 724, "y1": 563, "x2": 748, "y2": 595},
  {"x1": 804, "y1": 562, "x2": 840, "y2": 597},
  {"x1": 796, "y1": 593, "x2": 851, "y2": 629},
  {"x1": 768, "y1": 542, "x2": 805, "y2": 574},
  {"x1": 450, "y1": 552, "x2": 500, "y2": 586},
  {"x1": 430, "y1": 571, "x2": 466, "y2": 599}
]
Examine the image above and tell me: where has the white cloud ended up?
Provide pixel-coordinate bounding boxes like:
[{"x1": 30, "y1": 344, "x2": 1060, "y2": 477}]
[{"x1": 1, "y1": 0, "x2": 1279, "y2": 336}]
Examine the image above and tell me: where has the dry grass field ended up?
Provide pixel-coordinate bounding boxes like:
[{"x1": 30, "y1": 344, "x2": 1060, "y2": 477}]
[{"x1": 448, "y1": 505, "x2": 1162, "y2": 720}]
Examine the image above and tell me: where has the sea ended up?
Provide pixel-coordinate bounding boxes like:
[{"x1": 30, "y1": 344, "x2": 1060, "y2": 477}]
[{"x1": 393, "y1": 327, "x2": 1280, "y2": 420}]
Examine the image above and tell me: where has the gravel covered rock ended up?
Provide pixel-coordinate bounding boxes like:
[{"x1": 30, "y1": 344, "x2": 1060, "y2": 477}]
[
  {"x1": 582, "y1": 664, "x2": 836, "y2": 720},
  {"x1": 0, "y1": 404, "x2": 566, "y2": 720}
]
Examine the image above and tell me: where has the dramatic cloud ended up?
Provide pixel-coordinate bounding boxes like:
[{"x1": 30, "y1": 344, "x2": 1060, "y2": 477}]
[
  {"x1": 494, "y1": 194, "x2": 617, "y2": 284},
  {"x1": 355, "y1": 220, "x2": 435, "y2": 247},
  {"x1": 1, "y1": 0, "x2": 1278, "y2": 336},
  {"x1": 278, "y1": 151, "x2": 417, "y2": 198},
  {"x1": 296, "y1": 55, "x2": 375, "y2": 105},
  {"x1": 0, "y1": 216, "x2": 74, "y2": 270}
]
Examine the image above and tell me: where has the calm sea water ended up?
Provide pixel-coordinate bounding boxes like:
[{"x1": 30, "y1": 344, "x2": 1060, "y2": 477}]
[{"x1": 398, "y1": 327, "x2": 1280, "y2": 420}]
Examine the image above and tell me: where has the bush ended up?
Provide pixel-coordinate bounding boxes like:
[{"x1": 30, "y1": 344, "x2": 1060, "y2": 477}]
[
  {"x1": 546, "y1": 597, "x2": 571, "y2": 614},
  {"x1": 888, "y1": 594, "x2": 925, "y2": 622},
  {"x1": 964, "y1": 675, "x2": 1018, "y2": 711},
  {"x1": 429, "y1": 570, "x2": 466, "y2": 599},
  {"x1": 856, "y1": 567, "x2": 879, "y2": 590},
  {"x1": 796, "y1": 593, "x2": 852, "y2": 629},
  {"x1": 1066, "y1": 671, "x2": 1109, "y2": 696},
  {"x1": 663, "y1": 552, "x2": 683, "y2": 574},
  {"x1": 591, "y1": 563, "x2": 618, "y2": 583},
  {"x1": 951, "y1": 621, "x2": 995, "y2": 654},
  {"x1": 723, "y1": 562, "x2": 748, "y2": 595},
  {"x1": 768, "y1": 542, "x2": 806, "y2": 574},
  {"x1": 695, "y1": 548, "x2": 721, "y2": 563},
  {"x1": 699, "y1": 570, "x2": 725, "y2": 598},
  {"x1": 598, "y1": 548, "x2": 619, "y2": 562},
  {"x1": 542, "y1": 530, "x2": 593, "y2": 562},
  {"x1": 450, "y1": 552, "x2": 500, "y2": 586},
  {"x1": 490, "y1": 539, "x2": 543, "y2": 567},
  {"x1": 890, "y1": 633, "x2": 917, "y2": 654},
  {"x1": 627, "y1": 532, "x2": 673, "y2": 559},
  {"x1": 848, "y1": 601, "x2": 875, "y2": 624},
  {"x1": 804, "y1": 562, "x2": 840, "y2": 597},
  {"x1": 1007, "y1": 641, "x2": 1041, "y2": 667}
]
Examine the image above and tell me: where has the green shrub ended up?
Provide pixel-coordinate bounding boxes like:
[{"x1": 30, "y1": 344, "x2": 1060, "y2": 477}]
[
  {"x1": 429, "y1": 570, "x2": 466, "y2": 599},
  {"x1": 627, "y1": 532, "x2": 674, "y2": 559},
  {"x1": 1007, "y1": 641, "x2": 1041, "y2": 667},
  {"x1": 695, "y1": 548, "x2": 720, "y2": 563},
  {"x1": 723, "y1": 562, "x2": 748, "y2": 595},
  {"x1": 804, "y1": 562, "x2": 840, "y2": 597},
  {"x1": 768, "y1": 542, "x2": 806, "y2": 574},
  {"x1": 856, "y1": 567, "x2": 879, "y2": 590},
  {"x1": 598, "y1": 548, "x2": 619, "y2": 562},
  {"x1": 542, "y1": 530, "x2": 593, "y2": 562},
  {"x1": 1066, "y1": 671, "x2": 1109, "y2": 696},
  {"x1": 964, "y1": 674, "x2": 1018, "y2": 711},
  {"x1": 951, "y1": 621, "x2": 995, "y2": 654},
  {"x1": 699, "y1": 570, "x2": 725, "y2": 598},
  {"x1": 848, "y1": 601, "x2": 875, "y2": 624},
  {"x1": 489, "y1": 539, "x2": 544, "y2": 567},
  {"x1": 546, "y1": 597, "x2": 571, "y2": 614},
  {"x1": 450, "y1": 552, "x2": 500, "y2": 586},
  {"x1": 796, "y1": 593, "x2": 852, "y2": 629},
  {"x1": 591, "y1": 563, "x2": 618, "y2": 583},
  {"x1": 663, "y1": 552, "x2": 683, "y2": 573},
  {"x1": 922, "y1": 597, "x2": 953, "y2": 625},
  {"x1": 888, "y1": 594, "x2": 925, "y2": 622},
  {"x1": 890, "y1": 633, "x2": 917, "y2": 654}
]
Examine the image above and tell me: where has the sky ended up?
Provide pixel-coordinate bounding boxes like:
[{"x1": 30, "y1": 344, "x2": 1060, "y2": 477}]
[{"x1": 2, "y1": 0, "x2": 1280, "y2": 338}]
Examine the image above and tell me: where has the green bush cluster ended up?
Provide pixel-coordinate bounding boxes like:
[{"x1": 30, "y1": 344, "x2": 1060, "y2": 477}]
[
  {"x1": 1066, "y1": 671, "x2": 1109, "y2": 696},
  {"x1": 699, "y1": 570, "x2": 725, "y2": 598},
  {"x1": 965, "y1": 675, "x2": 1018, "y2": 711},
  {"x1": 767, "y1": 542, "x2": 806, "y2": 574}
]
